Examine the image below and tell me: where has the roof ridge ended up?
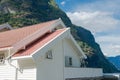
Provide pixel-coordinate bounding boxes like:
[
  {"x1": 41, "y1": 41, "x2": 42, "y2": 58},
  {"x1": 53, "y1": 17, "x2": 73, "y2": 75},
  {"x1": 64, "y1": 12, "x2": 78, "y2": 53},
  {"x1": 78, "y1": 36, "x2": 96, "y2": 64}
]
[
  {"x1": 11, "y1": 19, "x2": 59, "y2": 54},
  {"x1": 0, "y1": 19, "x2": 59, "y2": 34},
  {"x1": 0, "y1": 19, "x2": 60, "y2": 49}
]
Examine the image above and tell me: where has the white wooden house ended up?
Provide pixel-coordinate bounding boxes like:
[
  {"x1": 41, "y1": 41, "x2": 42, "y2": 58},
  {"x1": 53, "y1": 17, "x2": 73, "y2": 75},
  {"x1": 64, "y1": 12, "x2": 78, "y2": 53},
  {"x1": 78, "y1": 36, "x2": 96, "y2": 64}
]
[{"x1": 0, "y1": 18, "x2": 103, "y2": 80}]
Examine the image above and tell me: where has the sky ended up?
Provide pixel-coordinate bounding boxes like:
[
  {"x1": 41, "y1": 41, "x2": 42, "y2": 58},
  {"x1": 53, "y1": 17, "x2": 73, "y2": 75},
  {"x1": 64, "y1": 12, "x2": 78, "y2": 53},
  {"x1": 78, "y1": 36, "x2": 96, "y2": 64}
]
[{"x1": 56, "y1": 0, "x2": 120, "y2": 57}]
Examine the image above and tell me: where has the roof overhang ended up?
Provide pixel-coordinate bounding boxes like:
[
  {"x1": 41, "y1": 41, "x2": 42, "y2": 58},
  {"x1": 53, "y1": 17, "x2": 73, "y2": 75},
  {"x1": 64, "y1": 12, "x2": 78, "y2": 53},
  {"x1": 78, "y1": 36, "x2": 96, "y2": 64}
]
[
  {"x1": 0, "y1": 47, "x2": 13, "y2": 51},
  {"x1": 12, "y1": 55, "x2": 32, "y2": 60}
]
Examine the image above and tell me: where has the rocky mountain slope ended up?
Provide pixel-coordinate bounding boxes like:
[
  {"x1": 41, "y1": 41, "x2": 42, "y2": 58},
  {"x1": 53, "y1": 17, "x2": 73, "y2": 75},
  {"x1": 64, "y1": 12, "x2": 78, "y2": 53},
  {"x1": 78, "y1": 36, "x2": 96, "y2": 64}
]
[{"x1": 0, "y1": 0, "x2": 119, "y2": 73}]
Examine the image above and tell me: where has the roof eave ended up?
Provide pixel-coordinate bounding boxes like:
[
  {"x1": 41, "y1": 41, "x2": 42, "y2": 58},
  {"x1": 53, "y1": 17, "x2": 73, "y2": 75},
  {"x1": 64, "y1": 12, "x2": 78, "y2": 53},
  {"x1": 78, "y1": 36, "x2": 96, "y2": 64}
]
[{"x1": 11, "y1": 55, "x2": 32, "y2": 60}]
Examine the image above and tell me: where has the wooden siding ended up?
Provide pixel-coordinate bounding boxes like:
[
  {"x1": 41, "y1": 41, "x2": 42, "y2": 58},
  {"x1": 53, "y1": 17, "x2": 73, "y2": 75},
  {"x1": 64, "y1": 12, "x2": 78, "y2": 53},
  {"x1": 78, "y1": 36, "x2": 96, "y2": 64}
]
[
  {"x1": 0, "y1": 61, "x2": 16, "y2": 80},
  {"x1": 18, "y1": 68, "x2": 36, "y2": 80},
  {"x1": 0, "y1": 60, "x2": 36, "y2": 80}
]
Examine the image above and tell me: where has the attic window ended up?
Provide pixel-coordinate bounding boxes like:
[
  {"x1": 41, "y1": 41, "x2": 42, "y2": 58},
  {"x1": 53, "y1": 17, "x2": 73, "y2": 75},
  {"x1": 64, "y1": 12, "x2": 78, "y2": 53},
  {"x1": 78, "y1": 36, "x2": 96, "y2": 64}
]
[
  {"x1": 0, "y1": 54, "x2": 5, "y2": 64},
  {"x1": 46, "y1": 50, "x2": 53, "y2": 59}
]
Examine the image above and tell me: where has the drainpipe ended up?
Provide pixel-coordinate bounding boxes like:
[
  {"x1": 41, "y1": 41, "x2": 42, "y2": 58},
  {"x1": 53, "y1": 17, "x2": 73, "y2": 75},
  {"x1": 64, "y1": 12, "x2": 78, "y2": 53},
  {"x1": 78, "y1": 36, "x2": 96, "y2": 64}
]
[
  {"x1": 8, "y1": 58, "x2": 18, "y2": 80},
  {"x1": 8, "y1": 57, "x2": 23, "y2": 80},
  {"x1": 15, "y1": 68, "x2": 18, "y2": 80},
  {"x1": 7, "y1": 48, "x2": 18, "y2": 80},
  {"x1": 7, "y1": 49, "x2": 22, "y2": 80}
]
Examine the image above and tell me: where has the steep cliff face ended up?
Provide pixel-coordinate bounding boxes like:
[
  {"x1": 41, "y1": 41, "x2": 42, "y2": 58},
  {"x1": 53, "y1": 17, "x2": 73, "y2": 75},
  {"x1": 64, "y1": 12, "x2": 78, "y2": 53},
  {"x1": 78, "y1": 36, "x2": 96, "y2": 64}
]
[
  {"x1": 0, "y1": 0, "x2": 119, "y2": 73},
  {"x1": 71, "y1": 25, "x2": 119, "y2": 73}
]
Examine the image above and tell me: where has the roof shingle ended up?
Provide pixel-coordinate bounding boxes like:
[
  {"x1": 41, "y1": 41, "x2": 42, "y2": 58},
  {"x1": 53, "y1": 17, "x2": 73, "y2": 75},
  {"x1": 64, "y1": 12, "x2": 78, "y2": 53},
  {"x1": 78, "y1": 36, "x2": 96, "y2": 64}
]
[{"x1": 0, "y1": 20, "x2": 57, "y2": 48}]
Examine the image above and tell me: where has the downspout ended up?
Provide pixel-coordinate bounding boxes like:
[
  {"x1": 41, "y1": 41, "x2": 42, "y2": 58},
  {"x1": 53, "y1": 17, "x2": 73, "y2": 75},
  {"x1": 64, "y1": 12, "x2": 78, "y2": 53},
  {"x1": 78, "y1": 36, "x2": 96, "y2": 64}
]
[
  {"x1": 8, "y1": 58, "x2": 23, "y2": 80},
  {"x1": 7, "y1": 49, "x2": 22, "y2": 80},
  {"x1": 8, "y1": 59, "x2": 18, "y2": 80}
]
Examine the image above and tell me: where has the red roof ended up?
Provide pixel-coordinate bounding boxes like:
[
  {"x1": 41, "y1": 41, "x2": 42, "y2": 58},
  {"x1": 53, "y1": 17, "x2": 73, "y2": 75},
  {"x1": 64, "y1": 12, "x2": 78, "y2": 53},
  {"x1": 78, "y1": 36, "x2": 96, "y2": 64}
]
[
  {"x1": 0, "y1": 19, "x2": 57, "y2": 48},
  {"x1": 13, "y1": 28, "x2": 66, "y2": 57}
]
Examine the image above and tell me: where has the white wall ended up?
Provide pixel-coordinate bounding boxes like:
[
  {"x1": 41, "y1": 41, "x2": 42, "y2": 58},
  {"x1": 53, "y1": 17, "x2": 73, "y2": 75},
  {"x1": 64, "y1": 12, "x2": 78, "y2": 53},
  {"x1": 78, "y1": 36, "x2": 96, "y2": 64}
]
[
  {"x1": 17, "y1": 68, "x2": 36, "y2": 80},
  {"x1": 63, "y1": 40, "x2": 81, "y2": 67},
  {"x1": 17, "y1": 58, "x2": 36, "y2": 80},
  {"x1": 35, "y1": 41, "x2": 64, "y2": 80},
  {"x1": 64, "y1": 67, "x2": 103, "y2": 79},
  {"x1": 18, "y1": 58, "x2": 36, "y2": 69},
  {"x1": 0, "y1": 51, "x2": 36, "y2": 80},
  {"x1": 0, "y1": 60, "x2": 16, "y2": 80}
]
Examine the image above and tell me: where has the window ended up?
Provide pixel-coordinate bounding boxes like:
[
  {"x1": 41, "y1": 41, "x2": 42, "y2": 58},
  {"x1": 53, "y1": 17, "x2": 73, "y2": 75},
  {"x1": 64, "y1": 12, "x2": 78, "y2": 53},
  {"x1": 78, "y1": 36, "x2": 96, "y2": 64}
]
[
  {"x1": 46, "y1": 50, "x2": 53, "y2": 59},
  {"x1": 65, "y1": 56, "x2": 72, "y2": 67},
  {"x1": 69, "y1": 57, "x2": 72, "y2": 66},
  {"x1": 0, "y1": 54, "x2": 5, "y2": 64}
]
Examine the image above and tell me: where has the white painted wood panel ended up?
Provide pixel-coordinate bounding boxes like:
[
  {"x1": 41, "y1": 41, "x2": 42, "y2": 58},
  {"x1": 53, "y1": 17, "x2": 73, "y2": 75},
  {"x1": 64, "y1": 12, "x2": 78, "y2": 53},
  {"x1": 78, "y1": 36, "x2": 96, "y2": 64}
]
[
  {"x1": 18, "y1": 68, "x2": 36, "y2": 80},
  {"x1": 35, "y1": 40, "x2": 64, "y2": 80},
  {"x1": 63, "y1": 40, "x2": 81, "y2": 67},
  {"x1": 64, "y1": 67, "x2": 103, "y2": 79},
  {"x1": 0, "y1": 61, "x2": 16, "y2": 80}
]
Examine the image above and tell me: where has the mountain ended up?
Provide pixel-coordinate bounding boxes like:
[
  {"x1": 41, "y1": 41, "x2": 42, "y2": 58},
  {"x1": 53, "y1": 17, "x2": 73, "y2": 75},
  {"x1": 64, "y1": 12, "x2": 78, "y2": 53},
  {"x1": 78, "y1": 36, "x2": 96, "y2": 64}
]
[
  {"x1": 108, "y1": 56, "x2": 120, "y2": 70},
  {"x1": 0, "y1": 0, "x2": 119, "y2": 73}
]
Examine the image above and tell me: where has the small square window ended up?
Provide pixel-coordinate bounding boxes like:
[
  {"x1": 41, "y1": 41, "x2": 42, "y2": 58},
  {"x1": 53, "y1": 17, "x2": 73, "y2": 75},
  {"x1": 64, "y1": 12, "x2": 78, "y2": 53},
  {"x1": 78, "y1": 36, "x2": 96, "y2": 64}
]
[{"x1": 46, "y1": 50, "x2": 53, "y2": 59}]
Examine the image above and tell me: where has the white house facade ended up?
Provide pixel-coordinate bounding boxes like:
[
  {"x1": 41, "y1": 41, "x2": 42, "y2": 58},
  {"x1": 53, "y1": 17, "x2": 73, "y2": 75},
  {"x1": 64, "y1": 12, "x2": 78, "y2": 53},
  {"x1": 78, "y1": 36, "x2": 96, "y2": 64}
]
[{"x1": 0, "y1": 18, "x2": 103, "y2": 80}]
